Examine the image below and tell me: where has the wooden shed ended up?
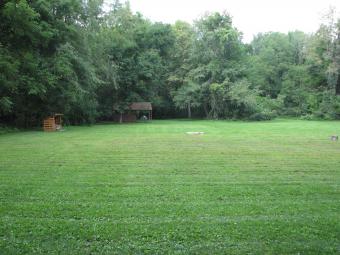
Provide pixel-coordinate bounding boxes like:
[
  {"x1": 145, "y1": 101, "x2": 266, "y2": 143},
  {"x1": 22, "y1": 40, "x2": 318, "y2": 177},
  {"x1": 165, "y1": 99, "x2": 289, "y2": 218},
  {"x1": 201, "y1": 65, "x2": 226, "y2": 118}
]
[
  {"x1": 114, "y1": 102, "x2": 153, "y2": 123},
  {"x1": 43, "y1": 114, "x2": 63, "y2": 132},
  {"x1": 129, "y1": 102, "x2": 153, "y2": 120}
]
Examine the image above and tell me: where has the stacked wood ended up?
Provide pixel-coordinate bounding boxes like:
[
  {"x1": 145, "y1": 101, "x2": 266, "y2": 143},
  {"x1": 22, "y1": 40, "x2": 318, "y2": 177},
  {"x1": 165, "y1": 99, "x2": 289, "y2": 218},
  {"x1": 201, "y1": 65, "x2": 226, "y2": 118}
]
[
  {"x1": 43, "y1": 117, "x2": 56, "y2": 132},
  {"x1": 43, "y1": 114, "x2": 63, "y2": 132}
]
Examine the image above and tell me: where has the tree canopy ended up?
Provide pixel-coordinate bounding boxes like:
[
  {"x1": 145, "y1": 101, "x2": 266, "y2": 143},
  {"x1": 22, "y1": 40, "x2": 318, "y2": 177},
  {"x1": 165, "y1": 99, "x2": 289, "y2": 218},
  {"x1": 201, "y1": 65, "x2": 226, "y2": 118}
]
[{"x1": 0, "y1": 1, "x2": 339, "y2": 127}]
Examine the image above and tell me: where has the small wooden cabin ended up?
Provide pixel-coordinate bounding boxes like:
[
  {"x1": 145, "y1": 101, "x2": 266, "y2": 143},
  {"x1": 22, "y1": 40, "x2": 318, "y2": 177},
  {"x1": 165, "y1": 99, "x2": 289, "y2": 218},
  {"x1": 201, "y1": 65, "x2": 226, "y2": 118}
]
[
  {"x1": 43, "y1": 114, "x2": 63, "y2": 132},
  {"x1": 114, "y1": 102, "x2": 153, "y2": 123},
  {"x1": 129, "y1": 102, "x2": 153, "y2": 120}
]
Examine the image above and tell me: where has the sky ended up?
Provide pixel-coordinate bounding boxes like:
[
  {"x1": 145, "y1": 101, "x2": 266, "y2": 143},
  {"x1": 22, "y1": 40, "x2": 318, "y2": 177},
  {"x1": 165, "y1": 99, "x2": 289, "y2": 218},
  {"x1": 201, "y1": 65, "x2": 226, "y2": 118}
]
[{"x1": 117, "y1": 0, "x2": 340, "y2": 42}]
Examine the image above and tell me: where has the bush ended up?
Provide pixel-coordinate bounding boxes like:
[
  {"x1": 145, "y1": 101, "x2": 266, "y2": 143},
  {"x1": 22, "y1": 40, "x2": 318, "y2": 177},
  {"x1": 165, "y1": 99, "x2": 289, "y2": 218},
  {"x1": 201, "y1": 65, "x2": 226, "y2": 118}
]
[
  {"x1": 300, "y1": 114, "x2": 318, "y2": 120},
  {"x1": 314, "y1": 92, "x2": 340, "y2": 120},
  {"x1": 249, "y1": 110, "x2": 277, "y2": 121},
  {"x1": 0, "y1": 125, "x2": 18, "y2": 135}
]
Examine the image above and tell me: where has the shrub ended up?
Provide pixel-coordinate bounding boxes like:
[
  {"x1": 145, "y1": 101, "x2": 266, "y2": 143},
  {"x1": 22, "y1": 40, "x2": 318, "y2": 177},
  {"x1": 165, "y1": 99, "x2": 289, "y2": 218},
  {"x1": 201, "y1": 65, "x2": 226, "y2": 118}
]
[
  {"x1": 0, "y1": 125, "x2": 18, "y2": 135},
  {"x1": 249, "y1": 110, "x2": 277, "y2": 121}
]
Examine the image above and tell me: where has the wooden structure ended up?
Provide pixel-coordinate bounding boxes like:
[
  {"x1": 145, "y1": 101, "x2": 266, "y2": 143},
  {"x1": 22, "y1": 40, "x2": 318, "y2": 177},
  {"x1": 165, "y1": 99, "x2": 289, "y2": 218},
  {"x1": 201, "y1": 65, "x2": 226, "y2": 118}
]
[
  {"x1": 129, "y1": 102, "x2": 153, "y2": 120},
  {"x1": 43, "y1": 114, "x2": 63, "y2": 132},
  {"x1": 114, "y1": 102, "x2": 153, "y2": 123},
  {"x1": 113, "y1": 113, "x2": 137, "y2": 123}
]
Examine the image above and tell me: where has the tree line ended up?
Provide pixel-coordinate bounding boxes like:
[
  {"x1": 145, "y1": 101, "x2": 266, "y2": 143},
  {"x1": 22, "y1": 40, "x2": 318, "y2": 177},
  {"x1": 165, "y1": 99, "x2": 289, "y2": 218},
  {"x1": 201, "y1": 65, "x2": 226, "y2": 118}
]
[{"x1": 0, "y1": 0, "x2": 339, "y2": 127}]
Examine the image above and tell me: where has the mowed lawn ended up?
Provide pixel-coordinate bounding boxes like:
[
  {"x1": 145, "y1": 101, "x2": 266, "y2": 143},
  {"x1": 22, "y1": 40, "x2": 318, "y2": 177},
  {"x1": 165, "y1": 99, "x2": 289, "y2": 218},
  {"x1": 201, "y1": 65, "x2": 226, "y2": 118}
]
[{"x1": 0, "y1": 119, "x2": 340, "y2": 254}]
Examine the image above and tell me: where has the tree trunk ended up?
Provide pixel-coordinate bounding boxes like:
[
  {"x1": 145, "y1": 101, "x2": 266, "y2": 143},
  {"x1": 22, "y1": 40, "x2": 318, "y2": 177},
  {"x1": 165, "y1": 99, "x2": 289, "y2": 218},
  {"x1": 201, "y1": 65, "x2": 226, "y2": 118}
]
[
  {"x1": 119, "y1": 113, "x2": 123, "y2": 123},
  {"x1": 203, "y1": 102, "x2": 209, "y2": 118},
  {"x1": 336, "y1": 73, "x2": 340, "y2": 95},
  {"x1": 187, "y1": 102, "x2": 191, "y2": 118}
]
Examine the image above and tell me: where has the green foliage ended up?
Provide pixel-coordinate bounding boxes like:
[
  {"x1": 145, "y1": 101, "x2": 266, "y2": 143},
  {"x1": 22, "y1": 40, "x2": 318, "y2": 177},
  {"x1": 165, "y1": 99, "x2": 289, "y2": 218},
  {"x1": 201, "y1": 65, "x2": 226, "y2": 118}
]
[
  {"x1": 247, "y1": 32, "x2": 293, "y2": 98},
  {"x1": 227, "y1": 79, "x2": 278, "y2": 120},
  {"x1": 0, "y1": 44, "x2": 18, "y2": 114},
  {"x1": 0, "y1": 1, "x2": 339, "y2": 127},
  {"x1": 315, "y1": 91, "x2": 340, "y2": 119},
  {"x1": 280, "y1": 65, "x2": 314, "y2": 116},
  {"x1": 0, "y1": 124, "x2": 18, "y2": 135},
  {"x1": 183, "y1": 12, "x2": 247, "y2": 119},
  {"x1": 228, "y1": 79, "x2": 258, "y2": 118},
  {"x1": 173, "y1": 81, "x2": 200, "y2": 118}
]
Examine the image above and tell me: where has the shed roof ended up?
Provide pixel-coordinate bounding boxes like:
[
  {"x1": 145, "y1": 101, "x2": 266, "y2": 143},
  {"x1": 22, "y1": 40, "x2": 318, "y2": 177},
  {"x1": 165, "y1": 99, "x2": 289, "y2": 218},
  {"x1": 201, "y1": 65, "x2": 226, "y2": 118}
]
[{"x1": 129, "y1": 102, "x2": 152, "y2": 111}]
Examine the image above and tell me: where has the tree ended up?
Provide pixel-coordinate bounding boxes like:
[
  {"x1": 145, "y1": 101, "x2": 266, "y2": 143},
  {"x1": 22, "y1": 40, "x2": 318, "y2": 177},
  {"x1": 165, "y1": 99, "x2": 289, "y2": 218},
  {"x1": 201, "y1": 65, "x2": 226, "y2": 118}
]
[
  {"x1": 188, "y1": 12, "x2": 245, "y2": 119},
  {"x1": 1, "y1": 1, "x2": 340, "y2": 127},
  {"x1": 173, "y1": 81, "x2": 200, "y2": 118}
]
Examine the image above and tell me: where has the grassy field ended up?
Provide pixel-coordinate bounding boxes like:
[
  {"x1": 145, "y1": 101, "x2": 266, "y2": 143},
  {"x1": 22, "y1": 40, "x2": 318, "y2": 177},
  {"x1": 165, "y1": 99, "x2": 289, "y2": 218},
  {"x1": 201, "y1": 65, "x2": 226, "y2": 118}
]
[{"x1": 0, "y1": 119, "x2": 339, "y2": 254}]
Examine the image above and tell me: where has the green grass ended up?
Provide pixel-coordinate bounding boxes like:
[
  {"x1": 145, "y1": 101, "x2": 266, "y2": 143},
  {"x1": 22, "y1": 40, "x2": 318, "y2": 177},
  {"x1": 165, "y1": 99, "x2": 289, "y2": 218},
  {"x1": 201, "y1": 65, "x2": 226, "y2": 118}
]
[{"x1": 0, "y1": 119, "x2": 339, "y2": 254}]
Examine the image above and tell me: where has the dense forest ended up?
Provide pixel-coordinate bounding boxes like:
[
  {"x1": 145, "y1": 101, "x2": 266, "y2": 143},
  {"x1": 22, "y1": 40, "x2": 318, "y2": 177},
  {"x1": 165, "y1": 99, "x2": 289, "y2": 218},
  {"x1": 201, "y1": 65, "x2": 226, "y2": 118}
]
[{"x1": 0, "y1": 0, "x2": 339, "y2": 127}]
